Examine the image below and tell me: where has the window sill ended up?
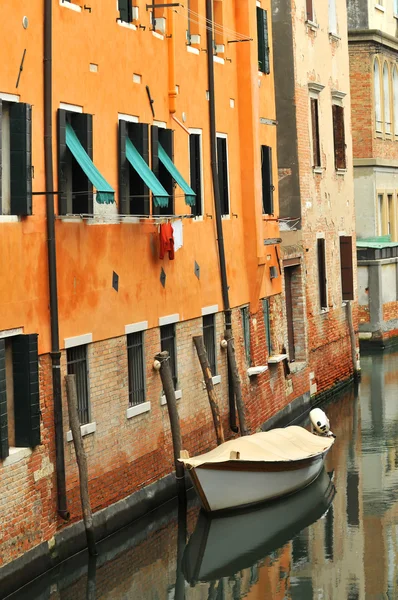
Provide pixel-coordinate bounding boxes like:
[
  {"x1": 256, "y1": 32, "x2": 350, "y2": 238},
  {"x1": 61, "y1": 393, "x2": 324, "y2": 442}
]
[
  {"x1": 320, "y1": 307, "x2": 330, "y2": 314},
  {"x1": 0, "y1": 215, "x2": 20, "y2": 223},
  {"x1": 117, "y1": 20, "x2": 137, "y2": 30},
  {"x1": 306, "y1": 20, "x2": 319, "y2": 31},
  {"x1": 59, "y1": 0, "x2": 81, "y2": 12},
  {"x1": 152, "y1": 31, "x2": 164, "y2": 41},
  {"x1": 213, "y1": 56, "x2": 225, "y2": 65},
  {"x1": 268, "y1": 354, "x2": 288, "y2": 364},
  {"x1": 187, "y1": 46, "x2": 200, "y2": 55},
  {"x1": 160, "y1": 389, "x2": 182, "y2": 406},
  {"x1": 336, "y1": 168, "x2": 347, "y2": 175},
  {"x1": 221, "y1": 214, "x2": 230, "y2": 220},
  {"x1": 127, "y1": 401, "x2": 151, "y2": 419},
  {"x1": 192, "y1": 215, "x2": 204, "y2": 222},
  {"x1": 202, "y1": 375, "x2": 221, "y2": 389},
  {"x1": 66, "y1": 421, "x2": 96, "y2": 442},
  {"x1": 329, "y1": 33, "x2": 341, "y2": 41},
  {"x1": 3, "y1": 447, "x2": 32, "y2": 467},
  {"x1": 247, "y1": 366, "x2": 268, "y2": 377},
  {"x1": 289, "y1": 361, "x2": 307, "y2": 374},
  {"x1": 375, "y1": 4, "x2": 385, "y2": 12},
  {"x1": 313, "y1": 167, "x2": 324, "y2": 174},
  {"x1": 394, "y1": 13, "x2": 398, "y2": 19}
]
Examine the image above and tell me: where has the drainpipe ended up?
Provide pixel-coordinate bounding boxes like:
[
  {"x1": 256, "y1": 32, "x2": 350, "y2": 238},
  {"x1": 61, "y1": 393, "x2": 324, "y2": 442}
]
[
  {"x1": 44, "y1": 0, "x2": 69, "y2": 520},
  {"x1": 205, "y1": 0, "x2": 238, "y2": 433},
  {"x1": 168, "y1": 7, "x2": 177, "y2": 115}
]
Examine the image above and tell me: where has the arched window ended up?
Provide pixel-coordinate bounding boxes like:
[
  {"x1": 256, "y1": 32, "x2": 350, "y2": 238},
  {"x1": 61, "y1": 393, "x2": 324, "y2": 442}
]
[
  {"x1": 374, "y1": 60, "x2": 382, "y2": 132},
  {"x1": 393, "y1": 67, "x2": 398, "y2": 135},
  {"x1": 383, "y1": 62, "x2": 391, "y2": 134}
]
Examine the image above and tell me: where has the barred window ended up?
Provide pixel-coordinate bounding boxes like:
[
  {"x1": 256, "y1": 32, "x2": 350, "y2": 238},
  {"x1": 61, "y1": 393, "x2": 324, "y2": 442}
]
[
  {"x1": 262, "y1": 298, "x2": 272, "y2": 355},
  {"x1": 67, "y1": 345, "x2": 90, "y2": 425},
  {"x1": 203, "y1": 314, "x2": 217, "y2": 376},
  {"x1": 127, "y1": 332, "x2": 145, "y2": 407},
  {"x1": 241, "y1": 307, "x2": 251, "y2": 366},
  {"x1": 160, "y1": 324, "x2": 177, "y2": 389}
]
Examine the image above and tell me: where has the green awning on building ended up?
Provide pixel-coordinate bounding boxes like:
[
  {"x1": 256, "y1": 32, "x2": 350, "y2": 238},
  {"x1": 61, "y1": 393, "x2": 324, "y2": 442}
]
[
  {"x1": 158, "y1": 143, "x2": 196, "y2": 206},
  {"x1": 126, "y1": 138, "x2": 169, "y2": 208},
  {"x1": 65, "y1": 123, "x2": 115, "y2": 205}
]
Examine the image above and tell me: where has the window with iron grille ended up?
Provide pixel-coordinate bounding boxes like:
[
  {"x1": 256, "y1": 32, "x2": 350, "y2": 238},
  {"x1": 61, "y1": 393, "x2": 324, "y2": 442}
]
[
  {"x1": 160, "y1": 324, "x2": 177, "y2": 389},
  {"x1": 127, "y1": 332, "x2": 146, "y2": 407},
  {"x1": 262, "y1": 298, "x2": 272, "y2": 355},
  {"x1": 67, "y1": 345, "x2": 90, "y2": 425},
  {"x1": 241, "y1": 307, "x2": 251, "y2": 366},
  {"x1": 203, "y1": 314, "x2": 217, "y2": 376}
]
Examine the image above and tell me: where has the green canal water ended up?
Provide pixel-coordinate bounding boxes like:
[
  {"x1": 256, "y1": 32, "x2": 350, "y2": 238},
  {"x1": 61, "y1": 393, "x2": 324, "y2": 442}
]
[{"x1": 6, "y1": 351, "x2": 398, "y2": 599}]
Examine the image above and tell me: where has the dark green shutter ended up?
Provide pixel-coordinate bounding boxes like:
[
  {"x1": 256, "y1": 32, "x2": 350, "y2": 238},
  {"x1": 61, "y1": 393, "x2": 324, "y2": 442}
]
[
  {"x1": 263, "y1": 298, "x2": 272, "y2": 354},
  {"x1": 10, "y1": 102, "x2": 32, "y2": 216},
  {"x1": 189, "y1": 133, "x2": 202, "y2": 217},
  {"x1": 340, "y1": 236, "x2": 354, "y2": 301},
  {"x1": 0, "y1": 339, "x2": 9, "y2": 460},
  {"x1": 118, "y1": 119, "x2": 129, "y2": 215},
  {"x1": 257, "y1": 8, "x2": 270, "y2": 75},
  {"x1": 158, "y1": 128, "x2": 174, "y2": 215},
  {"x1": 151, "y1": 125, "x2": 159, "y2": 182},
  {"x1": 73, "y1": 113, "x2": 93, "y2": 214},
  {"x1": 129, "y1": 122, "x2": 149, "y2": 215},
  {"x1": 0, "y1": 101, "x2": 2, "y2": 213},
  {"x1": 58, "y1": 109, "x2": 68, "y2": 215},
  {"x1": 261, "y1": 145, "x2": 274, "y2": 215},
  {"x1": 217, "y1": 137, "x2": 229, "y2": 215},
  {"x1": 13, "y1": 334, "x2": 40, "y2": 448},
  {"x1": 118, "y1": 0, "x2": 132, "y2": 23}
]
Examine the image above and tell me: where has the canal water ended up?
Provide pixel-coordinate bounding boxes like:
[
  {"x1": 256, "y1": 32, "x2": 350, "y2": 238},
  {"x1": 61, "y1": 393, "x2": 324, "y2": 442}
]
[{"x1": 6, "y1": 351, "x2": 398, "y2": 599}]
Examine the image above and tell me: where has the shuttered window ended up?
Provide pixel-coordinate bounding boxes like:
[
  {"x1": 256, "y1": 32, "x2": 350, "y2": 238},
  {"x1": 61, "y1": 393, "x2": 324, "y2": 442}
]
[
  {"x1": 203, "y1": 315, "x2": 217, "y2": 376},
  {"x1": 118, "y1": 0, "x2": 133, "y2": 23},
  {"x1": 256, "y1": 8, "x2": 270, "y2": 75},
  {"x1": 0, "y1": 339, "x2": 7, "y2": 459},
  {"x1": 152, "y1": 126, "x2": 174, "y2": 216},
  {"x1": 332, "y1": 104, "x2": 346, "y2": 170},
  {"x1": 262, "y1": 298, "x2": 272, "y2": 354},
  {"x1": 67, "y1": 345, "x2": 90, "y2": 425},
  {"x1": 317, "y1": 238, "x2": 328, "y2": 309},
  {"x1": 160, "y1": 324, "x2": 177, "y2": 389},
  {"x1": 261, "y1": 145, "x2": 274, "y2": 215},
  {"x1": 241, "y1": 307, "x2": 251, "y2": 366},
  {"x1": 216, "y1": 136, "x2": 229, "y2": 216},
  {"x1": 119, "y1": 120, "x2": 150, "y2": 216},
  {"x1": 127, "y1": 332, "x2": 146, "y2": 406},
  {"x1": 339, "y1": 236, "x2": 354, "y2": 301},
  {"x1": 189, "y1": 132, "x2": 202, "y2": 217},
  {"x1": 311, "y1": 98, "x2": 321, "y2": 167},
  {"x1": 306, "y1": 0, "x2": 314, "y2": 22}
]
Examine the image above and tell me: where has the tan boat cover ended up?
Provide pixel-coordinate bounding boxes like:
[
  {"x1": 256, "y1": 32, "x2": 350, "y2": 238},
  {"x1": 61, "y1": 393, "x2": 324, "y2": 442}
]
[{"x1": 179, "y1": 426, "x2": 334, "y2": 468}]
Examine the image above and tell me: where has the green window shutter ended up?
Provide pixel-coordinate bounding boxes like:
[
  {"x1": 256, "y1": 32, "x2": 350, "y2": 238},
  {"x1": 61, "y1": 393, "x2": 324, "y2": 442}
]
[
  {"x1": 0, "y1": 101, "x2": 2, "y2": 212},
  {"x1": 10, "y1": 102, "x2": 32, "y2": 216},
  {"x1": 257, "y1": 8, "x2": 270, "y2": 75},
  {"x1": 157, "y1": 128, "x2": 174, "y2": 215},
  {"x1": 13, "y1": 334, "x2": 40, "y2": 448},
  {"x1": 118, "y1": 119, "x2": 129, "y2": 215},
  {"x1": 57, "y1": 109, "x2": 68, "y2": 215},
  {"x1": 118, "y1": 0, "x2": 132, "y2": 23},
  {"x1": 73, "y1": 113, "x2": 94, "y2": 214},
  {"x1": 261, "y1": 145, "x2": 274, "y2": 215},
  {"x1": 263, "y1": 298, "x2": 272, "y2": 354},
  {"x1": 0, "y1": 339, "x2": 9, "y2": 460}
]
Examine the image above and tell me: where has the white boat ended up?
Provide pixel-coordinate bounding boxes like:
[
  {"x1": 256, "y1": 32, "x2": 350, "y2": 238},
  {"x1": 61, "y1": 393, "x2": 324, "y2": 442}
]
[
  {"x1": 183, "y1": 467, "x2": 336, "y2": 583},
  {"x1": 179, "y1": 410, "x2": 335, "y2": 512}
]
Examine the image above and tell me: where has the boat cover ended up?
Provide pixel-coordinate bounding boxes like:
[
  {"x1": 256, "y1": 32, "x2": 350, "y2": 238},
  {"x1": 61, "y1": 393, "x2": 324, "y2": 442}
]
[{"x1": 179, "y1": 426, "x2": 334, "y2": 468}]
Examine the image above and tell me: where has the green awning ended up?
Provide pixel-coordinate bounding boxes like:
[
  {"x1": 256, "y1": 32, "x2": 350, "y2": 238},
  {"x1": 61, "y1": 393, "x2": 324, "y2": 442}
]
[
  {"x1": 126, "y1": 138, "x2": 169, "y2": 208},
  {"x1": 65, "y1": 123, "x2": 115, "y2": 205},
  {"x1": 158, "y1": 143, "x2": 196, "y2": 206}
]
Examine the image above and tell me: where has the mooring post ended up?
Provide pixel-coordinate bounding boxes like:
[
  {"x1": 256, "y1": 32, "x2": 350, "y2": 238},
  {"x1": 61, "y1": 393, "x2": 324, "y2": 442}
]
[
  {"x1": 193, "y1": 335, "x2": 225, "y2": 445},
  {"x1": 65, "y1": 374, "x2": 97, "y2": 556},
  {"x1": 155, "y1": 351, "x2": 186, "y2": 499},
  {"x1": 225, "y1": 330, "x2": 248, "y2": 436},
  {"x1": 346, "y1": 300, "x2": 360, "y2": 382}
]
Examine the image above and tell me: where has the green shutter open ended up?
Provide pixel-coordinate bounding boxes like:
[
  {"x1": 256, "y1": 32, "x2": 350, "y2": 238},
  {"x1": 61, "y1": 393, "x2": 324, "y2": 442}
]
[
  {"x1": 126, "y1": 137, "x2": 169, "y2": 208},
  {"x1": 0, "y1": 339, "x2": 9, "y2": 460},
  {"x1": 65, "y1": 123, "x2": 114, "y2": 205},
  {"x1": 257, "y1": 7, "x2": 270, "y2": 75},
  {"x1": 13, "y1": 334, "x2": 40, "y2": 448},
  {"x1": 158, "y1": 143, "x2": 196, "y2": 206},
  {"x1": 10, "y1": 103, "x2": 32, "y2": 216}
]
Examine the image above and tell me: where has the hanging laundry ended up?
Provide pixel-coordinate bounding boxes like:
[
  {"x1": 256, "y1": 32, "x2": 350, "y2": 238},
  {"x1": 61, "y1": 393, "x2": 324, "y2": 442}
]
[
  {"x1": 159, "y1": 222, "x2": 175, "y2": 260},
  {"x1": 172, "y1": 219, "x2": 183, "y2": 252}
]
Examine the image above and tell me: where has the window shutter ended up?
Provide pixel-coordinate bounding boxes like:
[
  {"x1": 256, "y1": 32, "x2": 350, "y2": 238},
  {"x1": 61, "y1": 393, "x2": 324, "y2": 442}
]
[
  {"x1": 118, "y1": 0, "x2": 132, "y2": 23},
  {"x1": 73, "y1": 113, "x2": 94, "y2": 214},
  {"x1": 306, "y1": 0, "x2": 313, "y2": 21},
  {"x1": 317, "y1": 238, "x2": 327, "y2": 309},
  {"x1": 158, "y1": 128, "x2": 174, "y2": 215},
  {"x1": 217, "y1": 137, "x2": 229, "y2": 215},
  {"x1": 261, "y1": 145, "x2": 274, "y2": 215},
  {"x1": 340, "y1": 236, "x2": 354, "y2": 301},
  {"x1": 118, "y1": 119, "x2": 129, "y2": 215},
  {"x1": 332, "y1": 105, "x2": 346, "y2": 170},
  {"x1": 263, "y1": 298, "x2": 272, "y2": 354},
  {"x1": 151, "y1": 125, "x2": 159, "y2": 180},
  {"x1": 0, "y1": 339, "x2": 9, "y2": 460},
  {"x1": 311, "y1": 98, "x2": 321, "y2": 167},
  {"x1": 257, "y1": 8, "x2": 270, "y2": 75},
  {"x1": 13, "y1": 334, "x2": 40, "y2": 448},
  {"x1": 0, "y1": 100, "x2": 2, "y2": 213},
  {"x1": 190, "y1": 134, "x2": 202, "y2": 217},
  {"x1": 10, "y1": 103, "x2": 32, "y2": 216},
  {"x1": 128, "y1": 122, "x2": 149, "y2": 216},
  {"x1": 57, "y1": 109, "x2": 68, "y2": 215}
]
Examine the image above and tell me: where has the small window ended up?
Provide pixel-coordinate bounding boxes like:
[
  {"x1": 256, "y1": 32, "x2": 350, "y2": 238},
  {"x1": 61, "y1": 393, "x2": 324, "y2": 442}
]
[
  {"x1": 216, "y1": 135, "x2": 229, "y2": 216},
  {"x1": 383, "y1": 63, "x2": 391, "y2": 134},
  {"x1": 339, "y1": 236, "x2": 354, "y2": 301},
  {"x1": 332, "y1": 104, "x2": 346, "y2": 170},
  {"x1": 152, "y1": 126, "x2": 174, "y2": 216},
  {"x1": 306, "y1": 0, "x2": 314, "y2": 22},
  {"x1": 189, "y1": 132, "x2": 203, "y2": 217},
  {"x1": 262, "y1": 298, "x2": 272, "y2": 355},
  {"x1": 127, "y1": 332, "x2": 146, "y2": 407},
  {"x1": 256, "y1": 7, "x2": 270, "y2": 74},
  {"x1": 241, "y1": 307, "x2": 251, "y2": 366},
  {"x1": 328, "y1": 0, "x2": 337, "y2": 34},
  {"x1": 317, "y1": 238, "x2": 327, "y2": 309},
  {"x1": 261, "y1": 145, "x2": 274, "y2": 214},
  {"x1": 374, "y1": 61, "x2": 383, "y2": 133},
  {"x1": 203, "y1": 314, "x2": 217, "y2": 376},
  {"x1": 377, "y1": 193, "x2": 383, "y2": 235},
  {"x1": 67, "y1": 345, "x2": 90, "y2": 425},
  {"x1": 119, "y1": 120, "x2": 150, "y2": 216},
  {"x1": 311, "y1": 98, "x2": 321, "y2": 167},
  {"x1": 118, "y1": 0, "x2": 133, "y2": 23},
  {"x1": 388, "y1": 194, "x2": 393, "y2": 236},
  {"x1": 160, "y1": 324, "x2": 177, "y2": 389}
]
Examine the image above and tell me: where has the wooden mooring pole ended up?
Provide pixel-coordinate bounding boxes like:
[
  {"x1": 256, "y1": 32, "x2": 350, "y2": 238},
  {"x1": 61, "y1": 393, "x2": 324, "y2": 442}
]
[
  {"x1": 225, "y1": 329, "x2": 248, "y2": 436},
  {"x1": 65, "y1": 374, "x2": 97, "y2": 557},
  {"x1": 193, "y1": 335, "x2": 224, "y2": 445},
  {"x1": 155, "y1": 351, "x2": 186, "y2": 499},
  {"x1": 346, "y1": 300, "x2": 361, "y2": 382}
]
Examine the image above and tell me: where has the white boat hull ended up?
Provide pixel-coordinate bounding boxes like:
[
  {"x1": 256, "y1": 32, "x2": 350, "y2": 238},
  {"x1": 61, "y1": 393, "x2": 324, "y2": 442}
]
[{"x1": 190, "y1": 452, "x2": 328, "y2": 512}]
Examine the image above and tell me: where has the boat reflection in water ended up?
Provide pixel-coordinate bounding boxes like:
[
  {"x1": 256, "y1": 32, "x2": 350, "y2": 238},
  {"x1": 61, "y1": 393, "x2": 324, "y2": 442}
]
[{"x1": 183, "y1": 467, "x2": 336, "y2": 584}]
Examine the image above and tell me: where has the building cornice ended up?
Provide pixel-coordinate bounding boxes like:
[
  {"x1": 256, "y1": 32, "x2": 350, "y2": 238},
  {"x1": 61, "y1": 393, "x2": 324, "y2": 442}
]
[
  {"x1": 353, "y1": 158, "x2": 398, "y2": 168},
  {"x1": 307, "y1": 82, "x2": 325, "y2": 93},
  {"x1": 348, "y1": 29, "x2": 398, "y2": 53}
]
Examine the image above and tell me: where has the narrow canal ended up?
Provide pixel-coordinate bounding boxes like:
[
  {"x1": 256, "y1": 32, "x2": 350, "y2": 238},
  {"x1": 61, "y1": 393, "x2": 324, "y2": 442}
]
[{"x1": 7, "y1": 351, "x2": 398, "y2": 599}]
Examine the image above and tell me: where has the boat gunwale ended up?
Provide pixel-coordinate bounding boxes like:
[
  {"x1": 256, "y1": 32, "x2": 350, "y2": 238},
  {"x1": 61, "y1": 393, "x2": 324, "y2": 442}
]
[{"x1": 192, "y1": 450, "x2": 328, "y2": 473}]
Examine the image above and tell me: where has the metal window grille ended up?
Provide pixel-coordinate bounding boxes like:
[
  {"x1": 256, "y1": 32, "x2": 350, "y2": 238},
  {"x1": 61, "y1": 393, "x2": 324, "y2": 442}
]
[
  {"x1": 241, "y1": 307, "x2": 251, "y2": 366},
  {"x1": 127, "y1": 332, "x2": 146, "y2": 407},
  {"x1": 67, "y1": 345, "x2": 90, "y2": 425},
  {"x1": 160, "y1": 324, "x2": 177, "y2": 388},
  {"x1": 203, "y1": 314, "x2": 216, "y2": 376}
]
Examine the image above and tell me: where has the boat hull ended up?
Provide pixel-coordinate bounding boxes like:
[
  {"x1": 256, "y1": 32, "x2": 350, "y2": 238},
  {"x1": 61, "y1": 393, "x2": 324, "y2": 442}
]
[{"x1": 190, "y1": 451, "x2": 328, "y2": 512}]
